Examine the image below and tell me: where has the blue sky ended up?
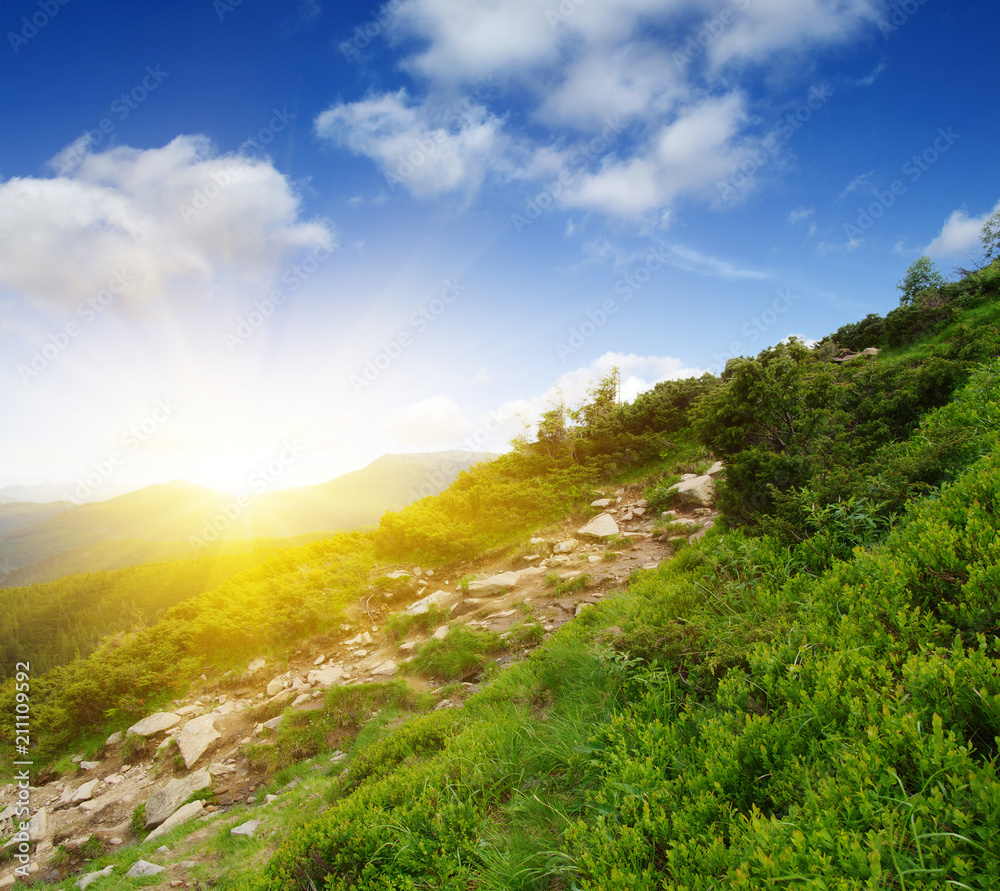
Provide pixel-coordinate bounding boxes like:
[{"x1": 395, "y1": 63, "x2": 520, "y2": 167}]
[{"x1": 1, "y1": 0, "x2": 997, "y2": 497}]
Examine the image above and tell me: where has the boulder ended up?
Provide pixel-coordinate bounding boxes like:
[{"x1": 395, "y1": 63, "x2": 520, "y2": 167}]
[
  {"x1": 105, "y1": 731, "x2": 123, "y2": 746},
  {"x1": 145, "y1": 800, "x2": 204, "y2": 843},
  {"x1": 127, "y1": 860, "x2": 165, "y2": 878},
  {"x1": 705, "y1": 461, "x2": 725, "y2": 478},
  {"x1": 175, "y1": 715, "x2": 220, "y2": 769},
  {"x1": 262, "y1": 716, "x2": 283, "y2": 731},
  {"x1": 247, "y1": 657, "x2": 266, "y2": 673},
  {"x1": 590, "y1": 498, "x2": 612, "y2": 508},
  {"x1": 265, "y1": 678, "x2": 286, "y2": 697},
  {"x1": 231, "y1": 819, "x2": 262, "y2": 837},
  {"x1": 467, "y1": 571, "x2": 520, "y2": 596},
  {"x1": 577, "y1": 513, "x2": 620, "y2": 540},
  {"x1": 371, "y1": 660, "x2": 398, "y2": 677},
  {"x1": 75, "y1": 865, "x2": 114, "y2": 889},
  {"x1": 144, "y1": 768, "x2": 211, "y2": 828},
  {"x1": 73, "y1": 780, "x2": 99, "y2": 802},
  {"x1": 28, "y1": 807, "x2": 47, "y2": 843},
  {"x1": 433, "y1": 625, "x2": 449, "y2": 640},
  {"x1": 308, "y1": 665, "x2": 345, "y2": 687},
  {"x1": 313, "y1": 654, "x2": 326, "y2": 665},
  {"x1": 552, "y1": 539, "x2": 579, "y2": 554},
  {"x1": 127, "y1": 712, "x2": 180, "y2": 738},
  {"x1": 665, "y1": 475, "x2": 715, "y2": 507},
  {"x1": 405, "y1": 591, "x2": 450, "y2": 615}
]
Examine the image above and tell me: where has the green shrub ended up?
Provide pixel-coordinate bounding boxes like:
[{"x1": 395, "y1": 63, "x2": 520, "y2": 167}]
[{"x1": 408, "y1": 625, "x2": 505, "y2": 680}]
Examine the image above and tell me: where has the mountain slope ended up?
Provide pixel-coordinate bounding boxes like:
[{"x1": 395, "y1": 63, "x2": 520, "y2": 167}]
[{"x1": 0, "y1": 451, "x2": 493, "y2": 578}]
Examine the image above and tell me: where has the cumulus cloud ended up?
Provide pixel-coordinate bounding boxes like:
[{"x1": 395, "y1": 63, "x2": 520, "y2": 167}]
[
  {"x1": 0, "y1": 135, "x2": 334, "y2": 311},
  {"x1": 924, "y1": 201, "x2": 1000, "y2": 258},
  {"x1": 383, "y1": 394, "x2": 470, "y2": 444},
  {"x1": 314, "y1": 90, "x2": 509, "y2": 198},
  {"x1": 560, "y1": 93, "x2": 752, "y2": 217}
]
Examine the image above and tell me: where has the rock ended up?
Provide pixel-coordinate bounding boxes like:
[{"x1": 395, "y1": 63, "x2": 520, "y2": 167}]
[
  {"x1": 345, "y1": 631, "x2": 374, "y2": 645},
  {"x1": 175, "y1": 714, "x2": 220, "y2": 769},
  {"x1": 313, "y1": 654, "x2": 326, "y2": 665},
  {"x1": 406, "y1": 591, "x2": 451, "y2": 615},
  {"x1": 632, "y1": 506, "x2": 646, "y2": 516},
  {"x1": 552, "y1": 539, "x2": 579, "y2": 554},
  {"x1": 265, "y1": 678, "x2": 286, "y2": 697},
  {"x1": 398, "y1": 641, "x2": 416, "y2": 653},
  {"x1": 262, "y1": 716, "x2": 284, "y2": 731},
  {"x1": 105, "y1": 774, "x2": 123, "y2": 785},
  {"x1": 433, "y1": 625, "x2": 449, "y2": 640},
  {"x1": 127, "y1": 712, "x2": 180, "y2": 738},
  {"x1": 28, "y1": 807, "x2": 47, "y2": 842},
  {"x1": 529, "y1": 538, "x2": 552, "y2": 555},
  {"x1": 292, "y1": 693, "x2": 311, "y2": 707},
  {"x1": 75, "y1": 865, "x2": 114, "y2": 889},
  {"x1": 665, "y1": 475, "x2": 715, "y2": 507},
  {"x1": 73, "y1": 780, "x2": 99, "y2": 802},
  {"x1": 371, "y1": 660, "x2": 398, "y2": 677},
  {"x1": 680, "y1": 473, "x2": 698, "y2": 481},
  {"x1": 577, "y1": 513, "x2": 620, "y2": 540},
  {"x1": 175, "y1": 705, "x2": 200, "y2": 717},
  {"x1": 213, "y1": 701, "x2": 236, "y2": 716},
  {"x1": 690, "y1": 519, "x2": 716, "y2": 541},
  {"x1": 468, "y1": 571, "x2": 521, "y2": 596},
  {"x1": 105, "y1": 731, "x2": 123, "y2": 746},
  {"x1": 661, "y1": 510, "x2": 676, "y2": 520},
  {"x1": 79, "y1": 761, "x2": 100, "y2": 770},
  {"x1": 145, "y1": 800, "x2": 204, "y2": 843},
  {"x1": 705, "y1": 461, "x2": 725, "y2": 477},
  {"x1": 145, "y1": 768, "x2": 211, "y2": 827},
  {"x1": 231, "y1": 819, "x2": 262, "y2": 837},
  {"x1": 590, "y1": 498, "x2": 612, "y2": 508},
  {"x1": 127, "y1": 860, "x2": 165, "y2": 878},
  {"x1": 308, "y1": 665, "x2": 345, "y2": 687},
  {"x1": 384, "y1": 570, "x2": 410, "y2": 580},
  {"x1": 71, "y1": 754, "x2": 83, "y2": 763},
  {"x1": 247, "y1": 657, "x2": 266, "y2": 673}
]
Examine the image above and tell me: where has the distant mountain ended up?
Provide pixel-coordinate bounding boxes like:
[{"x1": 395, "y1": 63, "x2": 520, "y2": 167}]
[
  {"x1": 0, "y1": 480, "x2": 134, "y2": 504},
  {"x1": 0, "y1": 451, "x2": 493, "y2": 582}
]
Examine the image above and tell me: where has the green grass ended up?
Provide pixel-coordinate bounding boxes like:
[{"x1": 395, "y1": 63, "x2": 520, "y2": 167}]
[{"x1": 407, "y1": 624, "x2": 506, "y2": 680}]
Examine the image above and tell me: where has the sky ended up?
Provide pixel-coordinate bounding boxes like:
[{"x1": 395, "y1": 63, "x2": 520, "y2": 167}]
[{"x1": 0, "y1": 0, "x2": 998, "y2": 499}]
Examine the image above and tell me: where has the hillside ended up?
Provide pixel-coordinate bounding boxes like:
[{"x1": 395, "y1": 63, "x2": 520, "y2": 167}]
[
  {"x1": 0, "y1": 259, "x2": 998, "y2": 889},
  {"x1": 0, "y1": 451, "x2": 493, "y2": 580}
]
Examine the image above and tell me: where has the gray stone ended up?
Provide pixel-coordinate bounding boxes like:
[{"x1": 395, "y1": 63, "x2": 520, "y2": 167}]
[
  {"x1": 105, "y1": 731, "x2": 123, "y2": 746},
  {"x1": 126, "y1": 712, "x2": 179, "y2": 737},
  {"x1": 247, "y1": 657, "x2": 266, "y2": 673},
  {"x1": 75, "y1": 865, "x2": 114, "y2": 889},
  {"x1": 468, "y1": 571, "x2": 521, "y2": 596},
  {"x1": 73, "y1": 780, "x2": 99, "y2": 802},
  {"x1": 27, "y1": 807, "x2": 47, "y2": 842},
  {"x1": 262, "y1": 716, "x2": 284, "y2": 731},
  {"x1": 127, "y1": 860, "x2": 165, "y2": 878},
  {"x1": 577, "y1": 513, "x2": 620, "y2": 540},
  {"x1": 371, "y1": 660, "x2": 398, "y2": 677},
  {"x1": 432, "y1": 625, "x2": 449, "y2": 640},
  {"x1": 230, "y1": 819, "x2": 261, "y2": 837},
  {"x1": 307, "y1": 664, "x2": 345, "y2": 687},
  {"x1": 705, "y1": 461, "x2": 725, "y2": 478},
  {"x1": 79, "y1": 761, "x2": 100, "y2": 770},
  {"x1": 665, "y1": 475, "x2": 715, "y2": 507},
  {"x1": 313, "y1": 654, "x2": 326, "y2": 665},
  {"x1": 405, "y1": 591, "x2": 450, "y2": 615},
  {"x1": 176, "y1": 715, "x2": 220, "y2": 769},
  {"x1": 265, "y1": 678, "x2": 286, "y2": 697},
  {"x1": 145, "y1": 768, "x2": 211, "y2": 827},
  {"x1": 553, "y1": 539, "x2": 579, "y2": 554},
  {"x1": 590, "y1": 498, "x2": 612, "y2": 508},
  {"x1": 145, "y1": 800, "x2": 204, "y2": 843}
]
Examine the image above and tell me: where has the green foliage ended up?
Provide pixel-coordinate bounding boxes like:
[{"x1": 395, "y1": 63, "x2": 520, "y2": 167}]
[
  {"x1": 130, "y1": 803, "x2": 146, "y2": 836},
  {"x1": 981, "y1": 209, "x2": 1000, "y2": 262},
  {"x1": 384, "y1": 604, "x2": 450, "y2": 642},
  {"x1": 408, "y1": 625, "x2": 505, "y2": 680},
  {"x1": 898, "y1": 255, "x2": 946, "y2": 305}
]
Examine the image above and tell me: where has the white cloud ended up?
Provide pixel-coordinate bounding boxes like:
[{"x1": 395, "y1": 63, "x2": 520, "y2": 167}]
[
  {"x1": 314, "y1": 90, "x2": 509, "y2": 198},
  {"x1": 383, "y1": 394, "x2": 470, "y2": 444},
  {"x1": 560, "y1": 93, "x2": 752, "y2": 217},
  {"x1": 924, "y1": 201, "x2": 1000, "y2": 258},
  {"x1": 837, "y1": 169, "x2": 875, "y2": 200},
  {"x1": 788, "y1": 206, "x2": 814, "y2": 224},
  {"x1": 661, "y1": 244, "x2": 767, "y2": 279},
  {"x1": 0, "y1": 135, "x2": 333, "y2": 311}
]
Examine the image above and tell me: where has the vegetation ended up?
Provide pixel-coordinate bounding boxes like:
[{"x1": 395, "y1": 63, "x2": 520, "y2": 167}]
[{"x1": 6, "y1": 245, "x2": 1000, "y2": 888}]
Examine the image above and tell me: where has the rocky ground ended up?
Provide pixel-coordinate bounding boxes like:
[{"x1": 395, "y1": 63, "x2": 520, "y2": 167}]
[{"x1": 0, "y1": 468, "x2": 722, "y2": 889}]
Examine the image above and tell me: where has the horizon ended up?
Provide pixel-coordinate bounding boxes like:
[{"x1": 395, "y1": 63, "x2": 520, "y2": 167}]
[{"x1": 1, "y1": 0, "x2": 997, "y2": 495}]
